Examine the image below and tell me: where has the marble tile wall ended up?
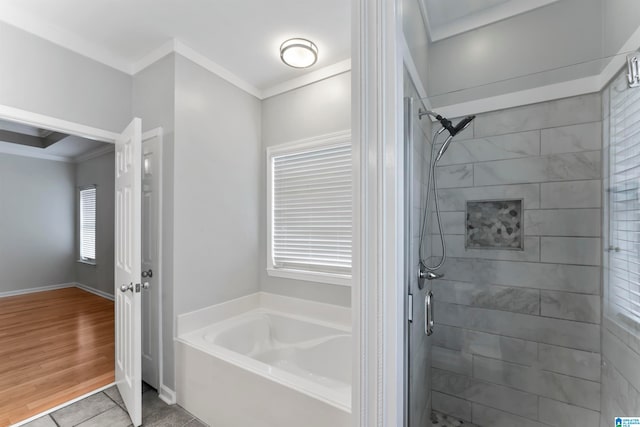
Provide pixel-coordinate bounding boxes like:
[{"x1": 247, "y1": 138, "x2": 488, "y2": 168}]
[
  {"x1": 429, "y1": 93, "x2": 604, "y2": 426},
  {"x1": 599, "y1": 70, "x2": 640, "y2": 425}
]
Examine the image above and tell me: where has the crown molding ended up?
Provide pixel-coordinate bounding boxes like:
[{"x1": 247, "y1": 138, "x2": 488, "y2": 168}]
[
  {"x1": 73, "y1": 144, "x2": 115, "y2": 163},
  {"x1": 422, "y1": 0, "x2": 559, "y2": 42},
  {"x1": 0, "y1": 141, "x2": 71, "y2": 163},
  {"x1": 261, "y1": 59, "x2": 352, "y2": 99},
  {"x1": 173, "y1": 41, "x2": 262, "y2": 98},
  {"x1": 1, "y1": 7, "x2": 351, "y2": 101},
  {"x1": 0, "y1": 4, "x2": 131, "y2": 73}
]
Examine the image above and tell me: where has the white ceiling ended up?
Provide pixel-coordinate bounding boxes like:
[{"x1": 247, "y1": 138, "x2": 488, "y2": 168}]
[
  {"x1": 422, "y1": 0, "x2": 559, "y2": 41},
  {"x1": 0, "y1": 0, "x2": 351, "y2": 95}
]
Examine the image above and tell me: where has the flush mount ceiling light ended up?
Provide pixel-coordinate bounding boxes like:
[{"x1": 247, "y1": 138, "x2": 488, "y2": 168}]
[{"x1": 280, "y1": 38, "x2": 318, "y2": 68}]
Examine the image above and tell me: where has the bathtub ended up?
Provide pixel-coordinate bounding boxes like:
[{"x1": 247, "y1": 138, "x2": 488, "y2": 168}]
[{"x1": 176, "y1": 293, "x2": 351, "y2": 427}]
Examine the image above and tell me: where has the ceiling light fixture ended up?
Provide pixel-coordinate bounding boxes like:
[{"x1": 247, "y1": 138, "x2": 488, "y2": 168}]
[{"x1": 280, "y1": 38, "x2": 318, "y2": 68}]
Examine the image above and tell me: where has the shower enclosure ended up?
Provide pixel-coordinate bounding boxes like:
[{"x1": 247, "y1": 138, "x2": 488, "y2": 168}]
[{"x1": 402, "y1": 1, "x2": 640, "y2": 425}]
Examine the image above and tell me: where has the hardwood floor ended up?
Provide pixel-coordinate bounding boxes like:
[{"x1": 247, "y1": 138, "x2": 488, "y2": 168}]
[{"x1": 0, "y1": 287, "x2": 114, "y2": 426}]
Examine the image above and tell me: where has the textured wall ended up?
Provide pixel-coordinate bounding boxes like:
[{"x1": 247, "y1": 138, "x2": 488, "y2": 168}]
[{"x1": 430, "y1": 93, "x2": 603, "y2": 426}]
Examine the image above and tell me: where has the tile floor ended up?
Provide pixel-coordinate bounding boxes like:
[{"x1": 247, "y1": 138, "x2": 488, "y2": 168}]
[
  {"x1": 431, "y1": 410, "x2": 479, "y2": 427},
  {"x1": 22, "y1": 383, "x2": 207, "y2": 427}
]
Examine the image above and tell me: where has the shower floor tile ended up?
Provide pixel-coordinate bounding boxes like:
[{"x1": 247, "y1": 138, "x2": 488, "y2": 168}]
[{"x1": 431, "y1": 411, "x2": 479, "y2": 427}]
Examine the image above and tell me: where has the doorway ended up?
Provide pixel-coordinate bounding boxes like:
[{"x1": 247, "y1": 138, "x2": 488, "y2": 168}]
[{"x1": 0, "y1": 107, "x2": 160, "y2": 427}]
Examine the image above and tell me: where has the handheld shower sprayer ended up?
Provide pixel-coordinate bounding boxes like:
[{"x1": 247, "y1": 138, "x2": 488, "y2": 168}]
[{"x1": 416, "y1": 108, "x2": 476, "y2": 279}]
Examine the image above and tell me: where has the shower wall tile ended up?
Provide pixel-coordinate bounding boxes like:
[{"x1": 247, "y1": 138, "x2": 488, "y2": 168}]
[
  {"x1": 435, "y1": 302, "x2": 600, "y2": 352},
  {"x1": 538, "y1": 343, "x2": 601, "y2": 382},
  {"x1": 471, "y1": 404, "x2": 549, "y2": 427},
  {"x1": 435, "y1": 163, "x2": 474, "y2": 188},
  {"x1": 432, "y1": 392, "x2": 472, "y2": 422},
  {"x1": 432, "y1": 280, "x2": 540, "y2": 315},
  {"x1": 430, "y1": 94, "x2": 603, "y2": 424},
  {"x1": 431, "y1": 211, "x2": 466, "y2": 234},
  {"x1": 437, "y1": 130, "x2": 540, "y2": 166},
  {"x1": 473, "y1": 151, "x2": 601, "y2": 186},
  {"x1": 474, "y1": 93, "x2": 601, "y2": 137},
  {"x1": 540, "y1": 291, "x2": 601, "y2": 323},
  {"x1": 438, "y1": 183, "x2": 541, "y2": 211},
  {"x1": 432, "y1": 324, "x2": 538, "y2": 366},
  {"x1": 432, "y1": 235, "x2": 540, "y2": 262},
  {"x1": 439, "y1": 258, "x2": 601, "y2": 294},
  {"x1": 473, "y1": 355, "x2": 601, "y2": 409},
  {"x1": 541, "y1": 122, "x2": 602, "y2": 155},
  {"x1": 601, "y1": 339, "x2": 640, "y2": 418},
  {"x1": 539, "y1": 398, "x2": 600, "y2": 427},
  {"x1": 432, "y1": 346, "x2": 473, "y2": 375},
  {"x1": 432, "y1": 368, "x2": 539, "y2": 420},
  {"x1": 602, "y1": 327, "x2": 640, "y2": 392},
  {"x1": 524, "y1": 209, "x2": 601, "y2": 237},
  {"x1": 540, "y1": 180, "x2": 602, "y2": 208},
  {"x1": 540, "y1": 237, "x2": 601, "y2": 266}
]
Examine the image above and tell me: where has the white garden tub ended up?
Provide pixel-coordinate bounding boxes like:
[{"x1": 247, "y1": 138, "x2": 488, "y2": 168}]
[{"x1": 176, "y1": 293, "x2": 351, "y2": 427}]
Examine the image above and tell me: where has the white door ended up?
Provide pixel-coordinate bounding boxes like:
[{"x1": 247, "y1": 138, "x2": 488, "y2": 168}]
[
  {"x1": 141, "y1": 131, "x2": 162, "y2": 390},
  {"x1": 115, "y1": 118, "x2": 143, "y2": 427}
]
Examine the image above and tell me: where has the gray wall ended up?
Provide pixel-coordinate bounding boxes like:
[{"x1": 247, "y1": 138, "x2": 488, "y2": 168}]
[
  {"x1": 0, "y1": 153, "x2": 75, "y2": 292},
  {"x1": 427, "y1": 0, "x2": 603, "y2": 106},
  {"x1": 173, "y1": 54, "x2": 261, "y2": 315},
  {"x1": 430, "y1": 93, "x2": 604, "y2": 426},
  {"x1": 260, "y1": 72, "x2": 352, "y2": 307},
  {"x1": 75, "y1": 151, "x2": 115, "y2": 296},
  {"x1": 402, "y1": 0, "x2": 429, "y2": 92},
  {"x1": 0, "y1": 22, "x2": 132, "y2": 133},
  {"x1": 132, "y1": 54, "x2": 176, "y2": 390}
]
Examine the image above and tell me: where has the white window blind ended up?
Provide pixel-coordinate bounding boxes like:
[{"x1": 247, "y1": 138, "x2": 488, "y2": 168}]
[
  {"x1": 269, "y1": 138, "x2": 352, "y2": 281},
  {"x1": 80, "y1": 186, "x2": 96, "y2": 262},
  {"x1": 607, "y1": 73, "x2": 640, "y2": 327}
]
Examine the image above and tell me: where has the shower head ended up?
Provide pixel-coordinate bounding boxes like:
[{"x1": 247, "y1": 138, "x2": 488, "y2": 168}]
[
  {"x1": 451, "y1": 115, "x2": 475, "y2": 136},
  {"x1": 418, "y1": 109, "x2": 475, "y2": 138},
  {"x1": 433, "y1": 115, "x2": 476, "y2": 162}
]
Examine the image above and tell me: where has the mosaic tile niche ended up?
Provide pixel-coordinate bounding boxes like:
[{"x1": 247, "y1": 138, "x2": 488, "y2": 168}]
[{"x1": 466, "y1": 199, "x2": 523, "y2": 250}]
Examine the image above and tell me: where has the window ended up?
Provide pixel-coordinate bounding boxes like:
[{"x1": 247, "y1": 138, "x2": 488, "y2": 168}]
[
  {"x1": 79, "y1": 186, "x2": 96, "y2": 263},
  {"x1": 605, "y1": 72, "x2": 640, "y2": 329},
  {"x1": 267, "y1": 132, "x2": 352, "y2": 286}
]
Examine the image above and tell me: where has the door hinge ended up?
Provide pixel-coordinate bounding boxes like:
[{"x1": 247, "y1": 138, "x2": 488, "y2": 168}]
[{"x1": 408, "y1": 293, "x2": 413, "y2": 323}]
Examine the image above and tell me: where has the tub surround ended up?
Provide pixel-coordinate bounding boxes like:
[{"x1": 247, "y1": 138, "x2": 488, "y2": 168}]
[
  {"x1": 431, "y1": 93, "x2": 603, "y2": 426},
  {"x1": 176, "y1": 292, "x2": 351, "y2": 427}
]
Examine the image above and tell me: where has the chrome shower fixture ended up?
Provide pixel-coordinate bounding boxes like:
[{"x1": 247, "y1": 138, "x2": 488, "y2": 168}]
[{"x1": 418, "y1": 108, "x2": 475, "y2": 138}]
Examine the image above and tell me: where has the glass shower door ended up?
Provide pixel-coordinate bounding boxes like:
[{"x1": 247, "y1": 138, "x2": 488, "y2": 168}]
[{"x1": 404, "y1": 96, "x2": 433, "y2": 427}]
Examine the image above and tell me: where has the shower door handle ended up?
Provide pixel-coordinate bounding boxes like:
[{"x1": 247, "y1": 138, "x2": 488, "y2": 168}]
[{"x1": 425, "y1": 291, "x2": 434, "y2": 336}]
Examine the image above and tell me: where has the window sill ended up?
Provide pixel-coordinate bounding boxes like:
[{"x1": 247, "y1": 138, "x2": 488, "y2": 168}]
[
  {"x1": 77, "y1": 259, "x2": 97, "y2": 267},
  {"x1": 267, "y1": 268, "x2": 351, "y2": 287}
]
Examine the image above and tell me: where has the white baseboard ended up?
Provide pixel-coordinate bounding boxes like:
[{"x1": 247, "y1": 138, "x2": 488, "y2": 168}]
[
  {"x1": 0, "y1": 283, "x2": 75, "y2": 298},
  {"x1": 0, "y1": 282, "x2": 115, "y2": 301},
  {"x1": 74, "y1": 283, "x2": 115, "y2": 301},
  {"x1": 158, "y1": 384, "x2": 176, "y2": 405}
]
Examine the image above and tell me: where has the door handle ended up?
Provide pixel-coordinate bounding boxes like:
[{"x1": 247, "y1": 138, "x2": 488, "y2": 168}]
[
  {"x1": 142, "y1": 282, "x2": 150, "y2": 290},
  {"x1": 425, "y1": 291, "x2": 434, "y2": 336},
  {"x1": 120, "y1": 283, "x2": 134, "y2": 293}
]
